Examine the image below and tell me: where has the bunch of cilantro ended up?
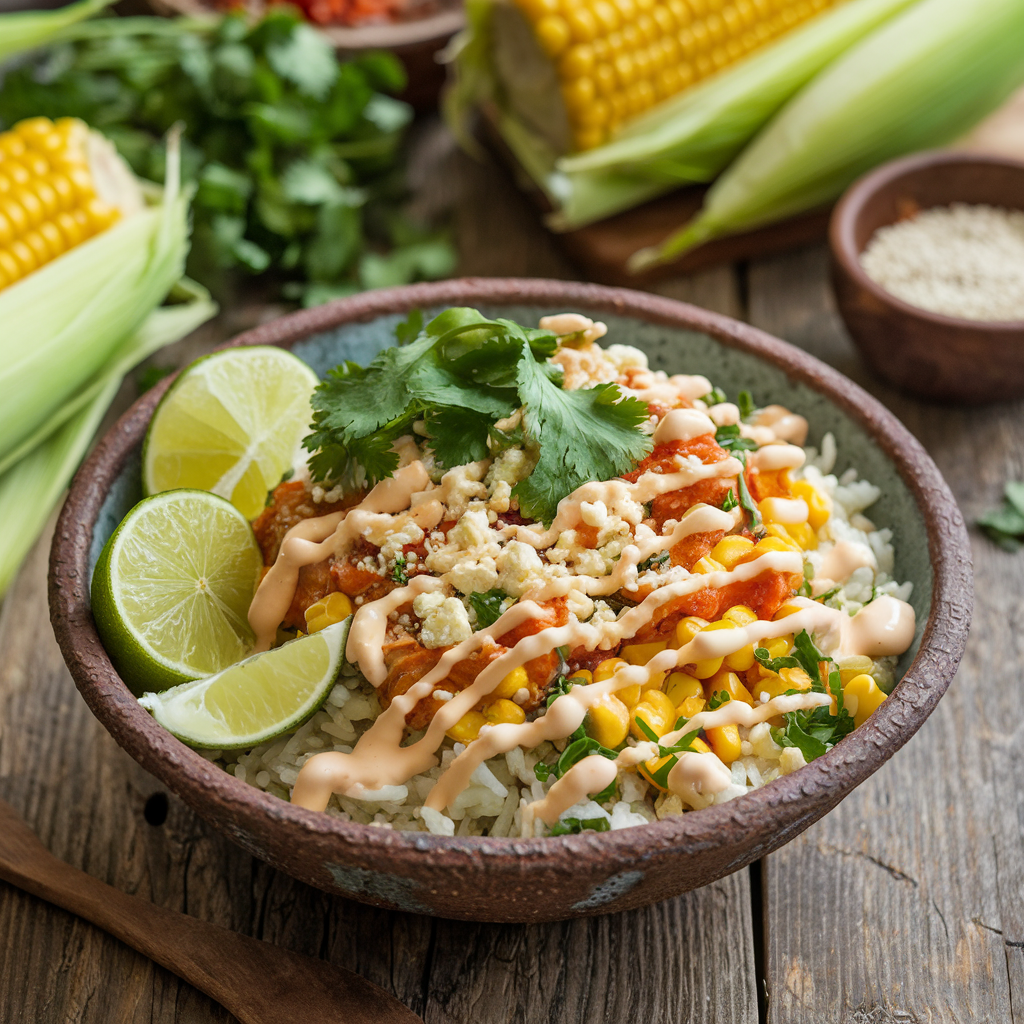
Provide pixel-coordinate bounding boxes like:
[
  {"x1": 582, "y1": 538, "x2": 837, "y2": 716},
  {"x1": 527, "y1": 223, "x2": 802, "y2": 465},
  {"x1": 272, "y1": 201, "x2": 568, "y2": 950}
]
[
  {"x1": 304, "y1": 308, "x2": 653, "y2": 524},
  {"x1": 0, "y1": 10, "x2": 454, "y2": 304}
]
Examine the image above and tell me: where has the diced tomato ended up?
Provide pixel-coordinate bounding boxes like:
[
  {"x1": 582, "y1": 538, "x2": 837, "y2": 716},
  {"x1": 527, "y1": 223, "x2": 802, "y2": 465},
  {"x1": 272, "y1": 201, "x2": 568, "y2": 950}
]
[{"x1": 670, "y1": 529, "x2": 725, "y2": 571}]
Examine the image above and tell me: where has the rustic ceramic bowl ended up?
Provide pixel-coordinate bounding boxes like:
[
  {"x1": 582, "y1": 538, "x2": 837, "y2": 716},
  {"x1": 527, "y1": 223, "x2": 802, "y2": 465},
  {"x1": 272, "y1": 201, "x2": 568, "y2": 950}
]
[
  {"x1": 49, "y1": 278, "x2": 972, "y2": 923},
  {"x1": 830, "y1": 150, "x2": 1024, "y2": 403}
]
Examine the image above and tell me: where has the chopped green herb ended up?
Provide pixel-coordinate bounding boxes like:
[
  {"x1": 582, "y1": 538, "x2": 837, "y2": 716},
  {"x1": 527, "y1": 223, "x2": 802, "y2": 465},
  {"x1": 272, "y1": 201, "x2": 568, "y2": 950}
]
[
  {"x1": 533, "y1": 734, "x2": 619, "y2": 784},
  {"x1": 549, "y1": 816, "x2": 611, "y2": 836},
  {"x1": 702, "y1": 386, "x2": 727, "y2": 406},
  {"x1": 638, "y1": 550, "x2": 670, "y2": 572},
  {"x1": 737, "y1": 390, "x2": 756, "y2": 420},
  {"x1": 814, "y1": 585, "x2": 841, "y2": 604},
  {"x1": 978, "y1": 481, "x2": 1024, "y2": 551},
  {"x1": 707, "y1": 690, "x2": 731, "y2": 710},
  {"x1": 714, "y1": 423, "x2": 759, "y2": 453},
  {"x1": 656, "y1": 729, "x2": 702, "y2": 758},
  {"x1": 305, "y1": 308, "x2": 652, "y2": 523},
  {"x1": 390, "y1": 555, "x2": 409, "y2": 585},
  {"x1": 721, "y1": 489, "x2": 739, "y2": 512},
  {"x1": 467, "y1": 588, "x2": 509, "y2": 628},
  {"x1": 735, "y1": 452, "x2": 762, "y2": 530},
  {"x1": 634, "y1": 716, "x2": 660, "y2": 742}
]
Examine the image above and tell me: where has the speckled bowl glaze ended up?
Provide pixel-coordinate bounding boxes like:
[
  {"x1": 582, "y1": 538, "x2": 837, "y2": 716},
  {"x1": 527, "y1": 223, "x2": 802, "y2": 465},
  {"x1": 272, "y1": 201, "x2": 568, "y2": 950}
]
[{"x1": 49, "y1": 279, "x2": 972, "y2": 923}]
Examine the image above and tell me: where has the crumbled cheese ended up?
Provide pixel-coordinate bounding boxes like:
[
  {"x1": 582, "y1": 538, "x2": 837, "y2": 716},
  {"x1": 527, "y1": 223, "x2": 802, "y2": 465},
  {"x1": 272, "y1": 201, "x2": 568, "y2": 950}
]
[
  {"x1": 497, "y1": 540, "x2": 555, "y2": 597},
  {"x1": 603, "y1": 343, "x2": 648, "y2": 372},
  {"x1": 551, "y1": 344, "x2": 619, "y2": 390},
  {"x1": 748, "y1": 722, "x2": 783, "y2": 761},
  {"x1": 438, "y1": 461, "x2": 489, "y2": 519},
  {"x1": 449, "y1": 558, "x2": 500, "y2": 596},
  {"x1": 417, "y1": 596, "x2": 474, "y2": 649},
  {"x1": 566, "y1": 588, "x2": 595, "y2": 621},
  {"x1": 485, "y1": 446, "x2": 533, "y2": 490}
]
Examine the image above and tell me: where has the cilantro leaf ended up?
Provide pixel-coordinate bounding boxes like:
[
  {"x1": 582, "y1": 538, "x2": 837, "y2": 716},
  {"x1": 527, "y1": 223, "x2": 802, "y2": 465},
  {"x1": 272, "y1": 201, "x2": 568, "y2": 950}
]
[
  {"x1": 702, "y1": 387, "x2": 727, "y2": 405},
  {"x1": 391, "y1": 555, "x2": 408, "y2": 584},
  {"x1": 425, "y1": 406, "x2": 494, "y2": 467},
  {"x1": 549, "y1": 816, "x2": 611, "y2": 836},
  {"x1": 721, "y1": 489, "x2": 738, "y2": 512},
  {"x1": 467, "y1": 588, "x2": 509, "y2": 628},
  {"x1": 514, "y1": 352, "x2": 652, "y2": 525},
  {"x1": 735, "y1": 452, "x2": 762, "y2": 530},
  {"x1": 714, "y1": 424, "x2": 758, "y2": 453},
  {"x1": 707, "y1": 691, "x2": 731, "y2": 710},
  {"x1": 737, "y1": 390, "x2": 755, "y2": 420}
]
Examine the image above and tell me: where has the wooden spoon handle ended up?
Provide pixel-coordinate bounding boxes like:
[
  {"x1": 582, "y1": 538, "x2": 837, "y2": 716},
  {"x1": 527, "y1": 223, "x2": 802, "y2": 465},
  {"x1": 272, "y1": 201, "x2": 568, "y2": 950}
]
[{"x1": 0, "y1": 816, "x2": 421, "y2": 1024}]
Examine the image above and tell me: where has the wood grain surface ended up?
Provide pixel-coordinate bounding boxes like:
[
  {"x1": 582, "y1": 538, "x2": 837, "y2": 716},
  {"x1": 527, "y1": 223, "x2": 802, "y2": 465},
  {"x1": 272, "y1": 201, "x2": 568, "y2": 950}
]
[{"x1": 2, "y1": 118, "x2": 1021, "y2": 1022}]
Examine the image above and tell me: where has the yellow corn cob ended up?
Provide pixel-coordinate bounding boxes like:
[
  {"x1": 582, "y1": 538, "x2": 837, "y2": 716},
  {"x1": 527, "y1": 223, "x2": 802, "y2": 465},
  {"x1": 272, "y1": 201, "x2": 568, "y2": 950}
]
[
  {"x1": 0, "y1": 117, "x2": 142, "y2": 291},
  {"x1": 513, "y1": 0, "x2": 841, "y2": 150}
]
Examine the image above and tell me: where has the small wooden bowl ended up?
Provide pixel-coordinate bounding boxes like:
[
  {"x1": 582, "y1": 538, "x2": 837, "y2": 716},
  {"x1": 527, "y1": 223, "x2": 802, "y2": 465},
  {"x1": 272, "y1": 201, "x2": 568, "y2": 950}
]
[
  {"x1": 830, "y1": 150, "x2": 1024, "y2": 404},
  {"x1": 49, "y1": 279, "x2": 973, "y2": 923}
]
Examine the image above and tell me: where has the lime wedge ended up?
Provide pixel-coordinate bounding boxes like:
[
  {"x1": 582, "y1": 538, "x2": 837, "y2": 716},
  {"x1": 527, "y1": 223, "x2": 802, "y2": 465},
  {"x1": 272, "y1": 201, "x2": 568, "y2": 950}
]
[
  {"x1": 138, "y1": 619, "x2": 350, "y2": 750},
  {"x1": 92, "y1": 489, "x2": 262, "y2": 696},
  {"x1": 143, "y1": 346, "x2": 319, "y2": 520}
]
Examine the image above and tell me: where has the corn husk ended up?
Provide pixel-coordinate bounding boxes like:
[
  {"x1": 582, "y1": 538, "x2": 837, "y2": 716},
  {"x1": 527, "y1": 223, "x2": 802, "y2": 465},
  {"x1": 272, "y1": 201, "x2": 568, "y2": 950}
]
[
  {"x1": 633, "y1": 0, "x2": 1024, "y2": 270},
  {"x1": 0, "y1": 138, "x2": 192, "y2": 465},
  {"x1": 0, "y1": 0, "x2": 109, "y2": 64},
  {"x1": 0, "y1": 279, "x2": 214, "y2": 597}
]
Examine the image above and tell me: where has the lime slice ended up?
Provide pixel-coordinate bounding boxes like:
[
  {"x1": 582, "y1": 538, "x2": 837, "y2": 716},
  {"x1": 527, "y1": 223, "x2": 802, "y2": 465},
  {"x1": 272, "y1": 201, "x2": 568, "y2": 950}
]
[
  {"x1": 143, "y1": 346, "x2": 319, "y2": 521},
  {"x1": 138, "y1": 619, "x2": 350, "y2": 749},
  {"x1": 92, "y1": 489, "x2": 262, "y2": 697}
]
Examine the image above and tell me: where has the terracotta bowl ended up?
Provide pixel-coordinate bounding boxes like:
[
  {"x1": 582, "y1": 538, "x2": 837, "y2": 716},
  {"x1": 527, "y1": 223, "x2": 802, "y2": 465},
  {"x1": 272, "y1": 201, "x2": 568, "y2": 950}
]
[
  {"x1": 49, "y1": 278, "x2": 972, "y2": 923},
  {"x1": 830, "y1": 150, "x2": 1024, "y2": 404}
]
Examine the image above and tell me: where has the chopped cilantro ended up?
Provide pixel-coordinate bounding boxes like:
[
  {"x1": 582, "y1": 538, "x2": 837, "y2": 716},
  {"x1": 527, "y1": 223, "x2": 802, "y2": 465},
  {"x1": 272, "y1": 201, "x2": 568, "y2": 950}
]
[
  {"x1": 638, "y1": 550, "x2": 670, "y2": 572},
  {"x1": 714, "y1": 423, "x2": 758, "y2": 453},
  {"x1": 814, "y1": 585, "x2": 841, "y2": 605},
  {"x1": 721, "y1": 489, "x2": 739, "y2": 512},
  {"x1": 757, "y1": 629, "x2": 854, "y2": 762},
  {"x1": 634, "y1": 716, "x2": 660, "y2": 742},
  {"x1": 735, "y1": 452, "x2": 762, "y2": 530},
  {"x1": 391, "y1": 555, "x2": 409, "y2": 584},
  {"x1": 707, "y1": 690, "x2": 731, "y2": 710},
  {"x1": 549, "y1": 816, "x2": 611, "y2": 836},
  {"x1": 702, "y1": 386, "x2": 727, "y2": 406},
  {"x1": 467, "y1": 588, "x2": 509, "y2": 628},
  {"x1": 305, "y1": 308, "x2": 652, "y2": 523},
  {"x1": 737, "y1": 390, "x2": 756, "y2": 420}
]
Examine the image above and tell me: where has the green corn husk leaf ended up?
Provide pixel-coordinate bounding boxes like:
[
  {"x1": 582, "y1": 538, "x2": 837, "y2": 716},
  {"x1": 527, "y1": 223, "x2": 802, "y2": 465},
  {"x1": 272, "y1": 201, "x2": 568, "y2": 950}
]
[
  {"x1": 0, "y1": 0, "x2": 109, "y2": 63},
  {"x1": 632, "y1": 0, "x2": 1024, "y2": 270},
  {"x1": 0, "y1": 375, "x2": 118, "y2": 599},
  {"x1": 0, "y1": 278, "x2": 215, "y2": 596},
  {"x1": 553, "y1": 0, "x2": 918, "y2": 214},
  {"x1": 0, "y1": 140, "x2": 192, "y2": 465},
  {"x1": 0, "y1": 276, "x2": 215, "y2": 477}
]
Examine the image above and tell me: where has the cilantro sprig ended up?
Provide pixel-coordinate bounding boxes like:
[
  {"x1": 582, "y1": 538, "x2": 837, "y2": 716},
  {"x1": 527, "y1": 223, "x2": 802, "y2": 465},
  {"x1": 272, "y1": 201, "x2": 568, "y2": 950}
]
[
  {"x1": 305, "y1": 308, "x2": 652, "y2": 523},
  {"x1": 467, "y1": 588, "x2": 509, "y2": 628}
]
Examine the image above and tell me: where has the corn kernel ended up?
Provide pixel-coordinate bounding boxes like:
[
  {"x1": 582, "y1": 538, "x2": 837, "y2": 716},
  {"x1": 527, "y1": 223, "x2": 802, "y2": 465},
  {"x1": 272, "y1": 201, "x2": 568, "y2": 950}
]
[
  {"x1": 692, "y1": 555, "x2": 725, "y2": 574},
  {"x1": 483, "y1": 698, "x2": 527, "y2": 725},
  {"x1": 304, "y1": 592, "x2": 353, "y2": 633},
  {"x1": 493, "y1": 664, "x2": 531, "y2": 699},
  {"x1": 536, "y1": 14, "x2": 572, "y2": 54},
  {"x1": 786, "y1": 521, "x2": 817, "y2": 551},
  {"x1": 630, "y1": 688, "x2": 676, "y2": 739},
  {"x1": 710, "y1": 535, "x2": 755, "y2": 569},
  {"x1": 622, "y1": 640, "x2": 667, "y2": 665},
  {"x1": 705, "y1": 667, "x2": 754, "y2": 706},
  {"x1": 594, "y1": 657, "x2": 627, "y2": 682},
  {"x1": 690, "y1": 736, "x2": 712, "y2": 754},
  {"x1": 676, "y1": 695, "x2": 705, "y2": 718},
  {"x1": 665, "y1": 670, "x2": 703, "y2": 705},
  {"x1": 688, "y1": 619, "x2": 736, "y2": 679},
  {"x1": 447, "y1": 711, "x2": 487, "y2": 743},
  {"x1": 836, "y1": 655, "x2": 874, "y2": 685},
  {"x1": 707, "y1": 723, "x2": 742, "y2": 763},
  {"x1": 585, "y1": 693, "x2": 630, "y2": 747},
  {"x1": 618, "y1": 683, "x2": 642, "y2": 708},
  {"x1": 722, "y1": 604, "x2": 758, "y2": 627},
  {"x1": 674, "y1": 615, "x2": 709, "y2": 648},
  {"x1": 844, "y1": 673, "x2": 886, "y2": 727},
  {"x1": 791, "y1": 479, "x2": 831, "y2": 531},
  {"x1": 638, "y1": 753, "x2": 675, "y2": 791}
]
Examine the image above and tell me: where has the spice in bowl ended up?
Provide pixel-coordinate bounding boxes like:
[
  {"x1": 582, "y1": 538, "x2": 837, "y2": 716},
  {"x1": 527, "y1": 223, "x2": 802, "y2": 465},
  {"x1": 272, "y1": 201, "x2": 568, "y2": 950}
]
[{"x1": 859, "y1": 203, "x2": 1024, "y2": 322}]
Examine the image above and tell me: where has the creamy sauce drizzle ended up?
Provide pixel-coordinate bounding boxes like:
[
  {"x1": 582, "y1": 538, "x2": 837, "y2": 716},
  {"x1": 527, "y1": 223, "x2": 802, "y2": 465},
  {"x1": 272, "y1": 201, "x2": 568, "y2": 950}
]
[{"x1": 246, "y1": 399, "x2": 915, "y2": 829}]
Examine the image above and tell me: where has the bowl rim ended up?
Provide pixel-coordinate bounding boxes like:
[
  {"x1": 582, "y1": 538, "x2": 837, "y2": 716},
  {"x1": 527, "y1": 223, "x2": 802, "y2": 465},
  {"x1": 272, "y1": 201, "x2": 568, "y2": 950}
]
[
  {"x1": 830, "y1": 148, "x2": 1024, "y2": 331},
  {"x1": 49, "y1": 277, "x2": 973, "y2": 870}
]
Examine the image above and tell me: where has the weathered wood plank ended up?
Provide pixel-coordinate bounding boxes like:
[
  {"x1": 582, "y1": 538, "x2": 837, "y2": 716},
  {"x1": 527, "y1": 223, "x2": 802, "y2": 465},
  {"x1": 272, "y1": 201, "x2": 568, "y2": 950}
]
[{"x1": 748, "y1": 243, "x2": 1021, "y2": 1023}]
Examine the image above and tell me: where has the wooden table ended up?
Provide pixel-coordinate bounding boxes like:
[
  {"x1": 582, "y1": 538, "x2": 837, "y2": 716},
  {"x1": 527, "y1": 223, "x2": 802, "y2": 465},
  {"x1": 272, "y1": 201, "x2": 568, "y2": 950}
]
[{"x1": 2, "y1": 120, "x2": 1023, "y2": 1023}]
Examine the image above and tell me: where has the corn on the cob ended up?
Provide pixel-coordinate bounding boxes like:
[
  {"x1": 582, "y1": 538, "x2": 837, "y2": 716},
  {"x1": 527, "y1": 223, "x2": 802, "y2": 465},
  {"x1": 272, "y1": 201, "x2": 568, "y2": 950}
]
[
  {"x1": 0, "y1": 117, "x2": 142, "y2": 292},
  {"x1": 631, "y1": 0, "x2": 1024, "y2": 269},
  {"x1": 509, "y1": 0, "x2": 842, "y2": 153}
]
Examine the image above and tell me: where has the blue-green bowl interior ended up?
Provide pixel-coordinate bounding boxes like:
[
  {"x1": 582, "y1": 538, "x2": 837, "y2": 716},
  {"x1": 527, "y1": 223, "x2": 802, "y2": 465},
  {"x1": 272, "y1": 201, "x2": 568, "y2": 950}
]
[{"x1": 90, "y1": 304, "x2": 930, "y2": 675}]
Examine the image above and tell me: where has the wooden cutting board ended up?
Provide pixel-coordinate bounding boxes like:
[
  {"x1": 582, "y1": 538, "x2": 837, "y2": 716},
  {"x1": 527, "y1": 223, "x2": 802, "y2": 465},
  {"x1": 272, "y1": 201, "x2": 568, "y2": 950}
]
[{"x1": 489, "y1": 86, "x2": 1024, "y2": 288}]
